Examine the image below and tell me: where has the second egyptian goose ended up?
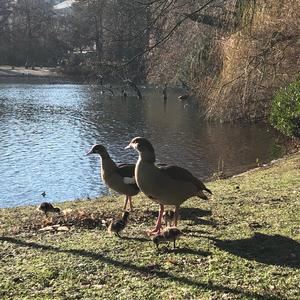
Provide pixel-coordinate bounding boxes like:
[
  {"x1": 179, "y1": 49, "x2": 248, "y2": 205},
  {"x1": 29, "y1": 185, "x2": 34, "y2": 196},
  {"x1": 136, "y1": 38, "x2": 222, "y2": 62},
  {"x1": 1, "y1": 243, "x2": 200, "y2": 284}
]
[
  {"x1": 126, "y1": 137, "x2": 212, "y2": 233},
  {"x1": 87, "y1": 144, "x2": 139, "y2": 211}
]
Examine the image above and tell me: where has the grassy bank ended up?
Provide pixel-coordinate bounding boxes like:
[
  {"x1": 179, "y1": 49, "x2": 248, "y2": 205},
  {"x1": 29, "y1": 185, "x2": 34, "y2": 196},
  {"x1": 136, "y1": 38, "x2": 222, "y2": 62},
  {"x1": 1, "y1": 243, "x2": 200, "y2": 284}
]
[{"x1": 0, "y1": 153, "x2": 299, "y2": 299}]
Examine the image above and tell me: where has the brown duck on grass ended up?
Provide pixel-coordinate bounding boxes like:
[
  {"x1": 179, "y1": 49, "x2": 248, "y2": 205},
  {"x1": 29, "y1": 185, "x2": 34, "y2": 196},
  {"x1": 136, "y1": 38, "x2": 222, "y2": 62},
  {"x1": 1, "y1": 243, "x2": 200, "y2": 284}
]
[
  {"x1": 37, "y1": 202, "x2": 61, "y2": 216},
  {"x1": 163, "y1": 210, "x2": 175, "y2": 227},
  {"x1": 86, "y1": 144, "x2": 139, "y2": 211},
  {"x1": 108, "y1": 211, "x2": 130, "y2": 237},
  {"x1": 126, "y1": 137, "x2": 212, "y2": 234},
  {"x1": 152, "y1": 227, "x2": 183, "y2": 249}
]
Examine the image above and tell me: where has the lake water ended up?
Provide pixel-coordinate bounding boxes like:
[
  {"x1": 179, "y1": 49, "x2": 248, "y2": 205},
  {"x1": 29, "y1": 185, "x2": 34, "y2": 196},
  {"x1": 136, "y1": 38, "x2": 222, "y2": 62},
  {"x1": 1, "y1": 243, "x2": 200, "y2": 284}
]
[{"x1": 0, "y1": 79, "x2": 282, "y2": 208}]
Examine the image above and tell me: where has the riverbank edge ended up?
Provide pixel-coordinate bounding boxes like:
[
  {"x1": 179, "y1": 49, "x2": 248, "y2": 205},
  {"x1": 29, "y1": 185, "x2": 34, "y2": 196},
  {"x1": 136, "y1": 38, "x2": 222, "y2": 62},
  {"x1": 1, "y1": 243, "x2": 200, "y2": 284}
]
[{"x1": 0, "y1": 149, "x2": 299, "y2": 213}]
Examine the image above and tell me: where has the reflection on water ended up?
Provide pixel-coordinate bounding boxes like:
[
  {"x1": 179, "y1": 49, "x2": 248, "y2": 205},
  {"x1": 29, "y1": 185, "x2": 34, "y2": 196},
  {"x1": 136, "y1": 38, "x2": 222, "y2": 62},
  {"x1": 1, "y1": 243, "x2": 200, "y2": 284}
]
[{"x1": 0, "y1": 80, "x2": 282, "y2": 208}]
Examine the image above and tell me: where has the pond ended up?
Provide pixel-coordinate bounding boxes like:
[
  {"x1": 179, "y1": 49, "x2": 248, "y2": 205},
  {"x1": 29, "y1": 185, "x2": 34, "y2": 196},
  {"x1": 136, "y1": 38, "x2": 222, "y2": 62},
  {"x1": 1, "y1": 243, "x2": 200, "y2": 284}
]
[{"x1": 0, "y1": 79, "x2": 282, "y2": 208}]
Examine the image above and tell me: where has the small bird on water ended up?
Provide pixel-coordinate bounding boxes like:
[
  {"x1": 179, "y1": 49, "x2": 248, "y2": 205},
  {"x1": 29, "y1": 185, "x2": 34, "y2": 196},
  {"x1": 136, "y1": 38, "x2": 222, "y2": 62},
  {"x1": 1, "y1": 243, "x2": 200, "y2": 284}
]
[
  {"x1": 108, "y1": 211, "x2": 130, "y2": 237},
  {"x1": 152, "y1": 227, "x2": 183, "y2": 249},
  {"x1": 37, "y1": 202, "x2": 61, "y2": 216}
]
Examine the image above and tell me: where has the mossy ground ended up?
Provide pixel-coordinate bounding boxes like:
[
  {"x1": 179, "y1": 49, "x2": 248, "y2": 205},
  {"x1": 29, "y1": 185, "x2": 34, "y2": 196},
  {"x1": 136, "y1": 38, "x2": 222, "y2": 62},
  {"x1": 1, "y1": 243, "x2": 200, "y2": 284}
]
[{"x1": 0, "y1": 153, "x2": 299, "y2": 299}]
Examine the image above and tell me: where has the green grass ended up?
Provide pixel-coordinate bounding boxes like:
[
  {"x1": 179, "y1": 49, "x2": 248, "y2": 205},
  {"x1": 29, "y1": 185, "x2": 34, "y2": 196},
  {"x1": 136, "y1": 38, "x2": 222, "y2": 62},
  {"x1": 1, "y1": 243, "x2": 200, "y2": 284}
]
[{"x1": 1, "y1": 153, "x2": 300, "y2": 299}]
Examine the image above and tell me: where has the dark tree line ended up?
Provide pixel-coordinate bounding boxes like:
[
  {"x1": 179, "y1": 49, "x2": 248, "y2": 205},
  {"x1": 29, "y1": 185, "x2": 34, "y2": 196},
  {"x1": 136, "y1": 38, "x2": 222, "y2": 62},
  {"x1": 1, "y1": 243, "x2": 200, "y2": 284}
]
[{"x1": 0, "y1": 0, "x2": 240, "y2": 80}]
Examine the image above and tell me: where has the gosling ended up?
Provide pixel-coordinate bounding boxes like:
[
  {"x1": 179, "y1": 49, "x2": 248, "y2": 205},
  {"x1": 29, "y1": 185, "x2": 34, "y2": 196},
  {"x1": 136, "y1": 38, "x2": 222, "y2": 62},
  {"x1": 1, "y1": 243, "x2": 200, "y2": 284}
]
[
  {"x1": 37, "y1": 202, "x2": 61, "y2": 216},
  {"x1": 152, "y1": 227, "x2": 183, "y2": 249},
  {"x1": 162, "y1": 210, "x2": 175, "y2": 227},
  {"x1": 108, "y1": 211, "x2": 130, "y2": 237}
]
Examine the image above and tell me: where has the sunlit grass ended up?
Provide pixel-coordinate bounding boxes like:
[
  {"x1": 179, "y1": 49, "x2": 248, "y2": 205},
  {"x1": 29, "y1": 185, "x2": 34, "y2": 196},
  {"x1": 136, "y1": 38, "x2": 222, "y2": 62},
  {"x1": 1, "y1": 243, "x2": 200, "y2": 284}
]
[{"x1": 0, "y1": 152, "x2": 299, "y2": 299}]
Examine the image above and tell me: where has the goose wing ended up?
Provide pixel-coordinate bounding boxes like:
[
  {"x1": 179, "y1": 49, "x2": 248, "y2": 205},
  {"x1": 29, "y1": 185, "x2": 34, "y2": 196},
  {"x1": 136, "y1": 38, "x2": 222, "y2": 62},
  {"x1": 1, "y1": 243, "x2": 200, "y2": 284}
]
[
  {"x1": 116, "y1": 164, "x2": 139, "y2": 191},
  {"x1": 116, "y1": 164, "x2": 135, "y2": 178},
  {"x1": 158, "y1": 165, "x2": 211, "y2": 194}
]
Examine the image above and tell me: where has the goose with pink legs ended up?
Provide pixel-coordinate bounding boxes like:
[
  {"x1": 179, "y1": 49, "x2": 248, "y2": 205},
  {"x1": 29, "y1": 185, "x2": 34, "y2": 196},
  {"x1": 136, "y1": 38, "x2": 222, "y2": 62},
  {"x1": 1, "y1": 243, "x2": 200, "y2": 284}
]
[
  {"x1": 87, "y1": 144, "x2": 139, "y2": 211},
  {"x1": 126, "y1": 137, "x2": 212, "y2": 234}
]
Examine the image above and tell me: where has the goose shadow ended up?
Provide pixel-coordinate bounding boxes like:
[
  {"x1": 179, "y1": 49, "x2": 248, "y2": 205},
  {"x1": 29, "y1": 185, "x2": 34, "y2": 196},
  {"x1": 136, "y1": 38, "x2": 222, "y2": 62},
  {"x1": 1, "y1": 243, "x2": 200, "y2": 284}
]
[
  {"x1": 180, "y1": 207, "x2": 212, "y2": 220},
  {"x1": 169, "y1": 247, "x2": 211, "y2": 256},
  {"x1": 0, "y1": 236, "x2": 282, "y2": 299},
  {"x1": 211, "y1": 232, "x2": 300, "y2": 269},
  {"x1": 121, "y1": 236, "x2": 149, "y2": 242}
]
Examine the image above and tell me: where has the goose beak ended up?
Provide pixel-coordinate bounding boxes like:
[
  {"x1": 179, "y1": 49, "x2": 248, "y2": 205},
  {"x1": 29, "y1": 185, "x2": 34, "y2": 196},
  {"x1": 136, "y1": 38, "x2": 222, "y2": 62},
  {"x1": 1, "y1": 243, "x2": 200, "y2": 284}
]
[
  {"x1": 86, "y1": 148, "x2": 93, "y2": 155},
  {"x1": 125, "y1": 143, "x2": 132, "y2": 149}
]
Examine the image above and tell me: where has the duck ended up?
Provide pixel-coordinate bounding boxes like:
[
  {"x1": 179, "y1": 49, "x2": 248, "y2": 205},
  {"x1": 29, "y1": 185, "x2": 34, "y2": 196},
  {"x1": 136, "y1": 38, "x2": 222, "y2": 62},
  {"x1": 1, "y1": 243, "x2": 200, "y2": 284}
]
[
  {"x1": 152, "y1": 227, "x2": 183, "y2": 249},
  {"x1": 37, "y1": 202, "x2": 61, "y2": 216},
  {"x1": 86, "y1": 144, "x2": 139, "y2": 211},
  {"x1": 125, "y1": 137, "x2": 212, "y2": 233},
  {"x1": 108, "y1": 211, "x2": 130, "y2": 237},
  {"x1": 163, "y1": 210, "x2": 175, "y2": 227}
]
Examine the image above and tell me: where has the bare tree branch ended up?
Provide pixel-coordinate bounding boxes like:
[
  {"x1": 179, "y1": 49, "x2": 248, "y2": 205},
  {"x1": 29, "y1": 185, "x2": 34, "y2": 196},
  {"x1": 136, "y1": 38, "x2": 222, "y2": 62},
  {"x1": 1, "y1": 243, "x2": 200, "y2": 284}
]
[{"x1": 123, "y1": 0, "x2": 216, "y2": 66}]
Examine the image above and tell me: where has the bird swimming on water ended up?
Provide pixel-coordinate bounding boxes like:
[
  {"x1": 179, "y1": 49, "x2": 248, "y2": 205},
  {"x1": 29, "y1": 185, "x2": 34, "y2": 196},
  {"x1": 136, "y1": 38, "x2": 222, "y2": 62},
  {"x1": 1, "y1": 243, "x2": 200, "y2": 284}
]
[
  {"x1": 86, "y1": 144, "x2": 139, "y2": 211},
  {"x1": 126, "y1": 137, "x2": 212, "y2": 234}
]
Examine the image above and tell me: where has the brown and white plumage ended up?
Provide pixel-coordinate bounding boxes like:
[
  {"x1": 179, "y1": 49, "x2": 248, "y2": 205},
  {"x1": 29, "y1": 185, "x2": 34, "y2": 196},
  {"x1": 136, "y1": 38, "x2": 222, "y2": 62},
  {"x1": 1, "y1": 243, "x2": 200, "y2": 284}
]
[
  {"x1": 126, "y1": 137, "x2": 212, "y2": 233},
  {"x1": 86, "y1": 144, "x2": 139, "y2": 211}
]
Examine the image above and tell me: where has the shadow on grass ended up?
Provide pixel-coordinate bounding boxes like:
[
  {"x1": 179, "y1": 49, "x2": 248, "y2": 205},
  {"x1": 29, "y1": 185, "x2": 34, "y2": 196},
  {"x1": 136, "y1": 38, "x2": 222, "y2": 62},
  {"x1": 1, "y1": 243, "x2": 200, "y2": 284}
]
[
  {"x1": 170, "y1": 247, "x2": 211, "y2": 256},
  {"x1": 120, "y1": 236, "x2": 149, "y2": 242},
  {"x1": 180, "y1": 207, "x2": 212, "y2": 219},
  {"x1": 145, "y1": 207, "x2": 213, "y2": 225},
  {"x1": 0, "y1": 236, "x2": 282, "y2": 299},
  {"x1": 212, "y1": 232, "x2": 300, "y2": 269}
]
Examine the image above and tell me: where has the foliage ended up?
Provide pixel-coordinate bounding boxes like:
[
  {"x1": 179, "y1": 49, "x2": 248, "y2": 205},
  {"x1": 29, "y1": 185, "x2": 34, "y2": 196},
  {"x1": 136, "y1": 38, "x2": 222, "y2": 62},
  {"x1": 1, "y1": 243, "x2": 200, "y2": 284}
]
[
  {"x1": 0, "y1": 153, "x2": 300, "y2": 299},
  {"x1": 270, "y1": 76, "x2": 300, "y2": 138}
]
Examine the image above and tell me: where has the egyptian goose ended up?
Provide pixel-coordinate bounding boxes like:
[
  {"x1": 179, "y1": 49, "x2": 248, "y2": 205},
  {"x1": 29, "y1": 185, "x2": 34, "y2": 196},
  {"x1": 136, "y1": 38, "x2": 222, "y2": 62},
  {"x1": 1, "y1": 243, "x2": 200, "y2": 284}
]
[
  {"x1": 86, "y1": 144, "x2": 139, "y2": 211},
  {"x1": 38, "y1": 202, "x2": 61, "y2": 216},
  {"x1": 126, "y1": 137, "x2": 212, "y2": 233},
  {"x1": 152, "y1": 227, "x2": 183, "y2": 249},
  {"x1": 108, "y1": 211, "x2": 129, "y2": 237}
]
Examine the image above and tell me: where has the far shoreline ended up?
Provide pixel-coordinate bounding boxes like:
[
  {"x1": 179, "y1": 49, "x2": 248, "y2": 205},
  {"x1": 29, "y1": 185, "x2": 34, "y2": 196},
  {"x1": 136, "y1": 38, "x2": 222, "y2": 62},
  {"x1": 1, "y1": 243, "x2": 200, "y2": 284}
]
[{"x1": 0, "y1": 65, "x2": 64, "y2": 78}]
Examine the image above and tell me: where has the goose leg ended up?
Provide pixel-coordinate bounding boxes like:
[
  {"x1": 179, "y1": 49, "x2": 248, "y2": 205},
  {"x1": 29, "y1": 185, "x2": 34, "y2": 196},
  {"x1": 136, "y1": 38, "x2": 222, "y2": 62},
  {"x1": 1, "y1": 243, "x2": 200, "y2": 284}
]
[
  {"x1": 149, "y1": 204, "x2": 164, "y2": 234},
  {"x1": 123, "y1": 195, "x2": 128, "y2": 211},
  {"x1": 129, "y1": 196, "x2": 133, "y2": 212},
  {"x1": 174, "y1": 205, "x2": 180, "y2": 227}
]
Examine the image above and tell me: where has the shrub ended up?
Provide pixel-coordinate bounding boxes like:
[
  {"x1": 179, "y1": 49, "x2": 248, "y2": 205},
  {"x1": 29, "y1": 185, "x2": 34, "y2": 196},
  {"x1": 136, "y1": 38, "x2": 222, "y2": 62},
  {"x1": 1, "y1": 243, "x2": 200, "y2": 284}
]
[{"x1": 270, "y1": 76, "x2": 300, "y2": 138}]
